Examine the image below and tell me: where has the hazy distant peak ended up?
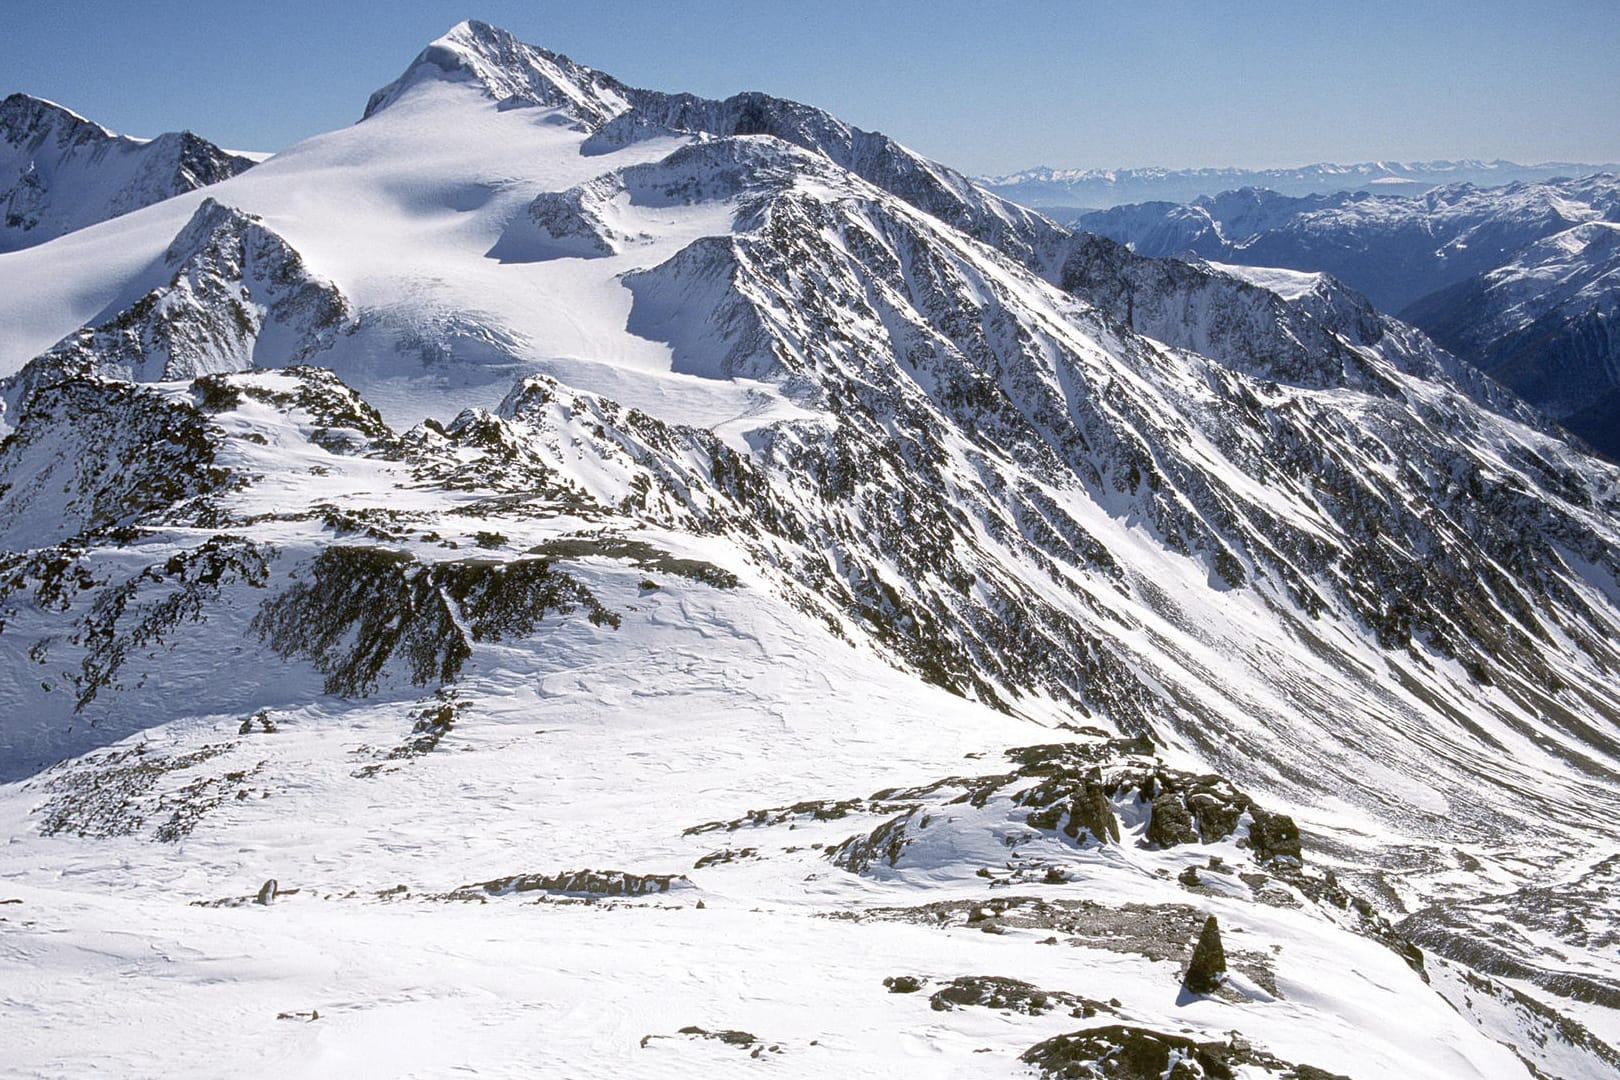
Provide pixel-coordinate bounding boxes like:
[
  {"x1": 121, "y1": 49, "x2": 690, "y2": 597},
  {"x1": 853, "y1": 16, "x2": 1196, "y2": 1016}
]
[{"x1": 981, "y1": 159, "x2": 1620, "y2": 212}]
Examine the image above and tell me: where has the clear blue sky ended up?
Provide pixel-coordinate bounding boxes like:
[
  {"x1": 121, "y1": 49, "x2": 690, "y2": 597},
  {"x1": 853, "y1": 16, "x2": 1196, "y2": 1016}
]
[{"x1": 5, "y1": 0, "x2": 1618, "y2": 174}]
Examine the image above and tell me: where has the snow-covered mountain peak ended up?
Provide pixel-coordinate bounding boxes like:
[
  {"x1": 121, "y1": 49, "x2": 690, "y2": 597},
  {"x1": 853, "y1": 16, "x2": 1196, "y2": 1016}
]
[
  {"x1": 361, "y1": 22, "x2": 1060, "y2": 275},
  {"x1": 0, "y1": 93, "x2": 118, "y2": 147},
  {"x1": 0, "y1": 92, "x2": 256, "y2": 252},
  {"x1": 362, "y1": 18, "x2": 634, "y2": 126},
  {"x1": 0, "y1": 196, "x2": 350, "y2": 416}
]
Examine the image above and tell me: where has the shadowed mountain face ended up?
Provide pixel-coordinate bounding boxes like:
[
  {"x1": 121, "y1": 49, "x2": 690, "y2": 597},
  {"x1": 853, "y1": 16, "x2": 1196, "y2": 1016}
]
[
  {"x1": 0, "y1": 93, "x2": 255, "y2": 252},
  {"x1": 1, "y1": 20, "x2": 1618, "y2": 1079}
]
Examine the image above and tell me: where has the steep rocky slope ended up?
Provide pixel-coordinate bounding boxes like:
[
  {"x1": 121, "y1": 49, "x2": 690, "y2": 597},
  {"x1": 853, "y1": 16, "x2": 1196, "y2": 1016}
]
[
  {"x1": 1403, "y1": 221, "x2": 1620, "y2": 458},
  {"x1": 1075, "y1": 177, "x2": 1620, "y2": 458}
]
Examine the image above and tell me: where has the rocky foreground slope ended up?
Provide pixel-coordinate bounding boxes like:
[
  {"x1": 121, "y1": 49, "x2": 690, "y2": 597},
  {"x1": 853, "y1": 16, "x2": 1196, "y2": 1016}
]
[{"x1": 1, "y1": 20, "x2": 1618, "y2": 1079}]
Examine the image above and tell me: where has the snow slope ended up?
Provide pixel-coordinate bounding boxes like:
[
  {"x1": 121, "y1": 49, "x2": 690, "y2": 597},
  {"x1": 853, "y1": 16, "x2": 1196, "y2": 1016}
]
[{"x1": 0, "y1": 371, "x2": 1553, "y2": 1079}]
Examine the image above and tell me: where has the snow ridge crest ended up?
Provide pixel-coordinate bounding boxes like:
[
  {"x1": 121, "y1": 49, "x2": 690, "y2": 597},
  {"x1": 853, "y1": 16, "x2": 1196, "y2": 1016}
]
[
  {"x1": 361, "y1": 19, "x2": 632, "y2": 125},
  {"x1": 0, "y1": 93, "x2": 119, "y2": 148}
]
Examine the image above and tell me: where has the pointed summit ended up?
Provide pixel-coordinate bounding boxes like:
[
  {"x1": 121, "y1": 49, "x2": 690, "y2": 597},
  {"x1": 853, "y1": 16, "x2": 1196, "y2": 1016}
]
[
  {"x1": 361, "y1": 19, "x2": 632, "y2": 125},
  {"x1": 358, "y1": 23, "x2": 1054, "y2": 268},
  {"x1": 0, "y1": 93, "x2": 118, "y2": 147}
]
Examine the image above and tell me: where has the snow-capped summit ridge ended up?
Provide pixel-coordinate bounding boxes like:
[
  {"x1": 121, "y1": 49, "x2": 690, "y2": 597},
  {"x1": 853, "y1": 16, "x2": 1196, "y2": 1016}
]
[
  {"x1": 0, "y1": 92, "x2": 256, "y2": 252},
  {"x1": 361, "y1": 18, "x2": 633, "y2": 125},
  {"x1": 0, "y1": 93, "x2": 119, "y2": 144},
  {"x1": 361, "y1": 21, "x2": 1063, "y2": 274}
]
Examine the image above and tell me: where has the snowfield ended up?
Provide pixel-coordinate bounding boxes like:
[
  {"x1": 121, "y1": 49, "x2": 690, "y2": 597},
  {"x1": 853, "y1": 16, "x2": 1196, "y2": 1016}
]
[{"x1": 0, "y1": 565, "x2": 1529, "y2": 1079}]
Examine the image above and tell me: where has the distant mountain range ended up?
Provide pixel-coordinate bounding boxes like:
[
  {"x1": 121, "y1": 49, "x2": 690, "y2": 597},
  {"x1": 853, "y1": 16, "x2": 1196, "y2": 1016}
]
[
  {"x1": 1073, "y1": 175, "x2": 1620, "y2": 458},
  {"x1": 979, "y1": 160, "x2": 1620, "y2": 212}
]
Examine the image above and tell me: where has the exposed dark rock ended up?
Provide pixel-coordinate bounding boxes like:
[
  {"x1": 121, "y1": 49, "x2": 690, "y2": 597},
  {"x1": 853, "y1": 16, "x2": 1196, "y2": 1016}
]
[
  {"x1": 354, "y1": 694, "x2": 466, "y2": 777},
  {"x1": 252, "y1": 548, "x2": 618, "y2": 696},
  {"x1": 678, "y1": 1026, "x2": 755, "y2": 1046},
  {"x1": 1147, "y1": 793, "x2": 1200, "y2": 848},
  {"x1": 460, "y1": 869, "x2": 690, "y2": 898},
  {"x1": 1184, "y1": 915, "x2": 1227, "y2": 994},
  {"x1": 0, "y1": 381, "x2": 231, "y2": 550},
  {"x1": 639, "y1": 1026, "x2": 783, "y2": 1054},
  {"x1": 191, "y1": 884, "x2": 303, "y2": 909},
  {"x1": 1248, "y1": 810, "x2": 1302, "y2": 864},
  {"x1": 206, "y1": 368, "x2": 395, "y2": 454},
  {"x1": 1069, "y1": 781, "x2": 1122, "y2": 844},
  {"x1": 238, "y1": 709, "x2": 277, "y2": 735},
  {"x1": 36, "y1": 742, "x2": 236, "y2": 839},
  {"x1": 526, "y1": 535, "x2": 739, "y2": 589},
  {"x1": 693, "y1": 847, "x2": 758, "y2": 869},
  {"x1": 1182, "y1": 776, "x2": 1250, "y2": 840},
  {"x1": 926, "y1": 975, "x2": 1113, "y2": 1018},
  {"x1": 685, "y1": 797, "x2": 902, "y2": 835},
  {"x1": 1022, "y1": 1024, "x2": 1348, "y2": 1080},
  {"x1": 68, "y1": 536, "x2": 273, "y2": 712},
  {"x1": 826, "y1": 809, "x2": 929, "y2": 873},
  {"x1": 883, "y1": 975, "x2": 922, "y2": 994},
  {"x1": 1399, "y1": 858, "x2": 1620, "y2": 1003}
]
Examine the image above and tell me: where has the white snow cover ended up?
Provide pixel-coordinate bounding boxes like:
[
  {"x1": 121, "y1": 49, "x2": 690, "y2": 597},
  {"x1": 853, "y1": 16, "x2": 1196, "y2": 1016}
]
[
  {"x1": 1202, "y1": 260, "x2": 1327, "y2": 301},
  {"x1": 979, "y1": 159, "x2": 1620, "y2": 208},
  {"x1": 0, "y1": 93, "x2": 255, "y2": 253}
]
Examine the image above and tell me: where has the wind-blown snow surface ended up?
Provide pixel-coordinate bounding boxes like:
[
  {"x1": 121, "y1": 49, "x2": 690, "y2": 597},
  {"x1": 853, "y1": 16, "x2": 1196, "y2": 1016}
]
[
  {"x1": 2, "y1": 20, "x2": 1620, "y2": 1079},
  {"x1": 0, "y1": 373, "x2": 1543, "y2": 1080}
]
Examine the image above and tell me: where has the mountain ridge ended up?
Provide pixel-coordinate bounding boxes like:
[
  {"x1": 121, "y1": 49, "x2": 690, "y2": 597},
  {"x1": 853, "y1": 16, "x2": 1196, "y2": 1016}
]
[
  {"x1": 0, "y1": 91, "x2": 257, "y2": 252},
  {"x1": 1076, "y1": 174, "x2": 1620, "y2": 459},
  {"x1": 982, "y1": 158, "x2": 1620, "y2": 210}
]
